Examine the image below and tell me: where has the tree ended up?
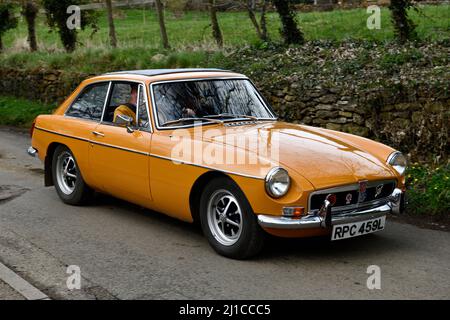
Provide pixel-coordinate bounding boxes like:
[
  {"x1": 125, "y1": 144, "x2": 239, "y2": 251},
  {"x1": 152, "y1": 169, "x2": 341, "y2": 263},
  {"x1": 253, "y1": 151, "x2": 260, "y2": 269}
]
[
  {"x1": 272, "y1": 0, "x2": 304, "y2": 45},
  {"x1": 0, "y1": 2, "x2": 18, "y2": 52},
  {"x1": 208, "y1": 0, "x2": 223, "y2": 48},
  {"x1": 245, "y1": 0, "x2": 269, "y2": 41},
  {"x1": 42, "y1": 0, "x2": 98, "y2": 52},
  {"x1": 21, "y1": 0, "x2": 38, "y2": 51},
  {"x1": 105, "y1": 0, "x2": 117, "y2": 48},
  {"x1": 389, "y1": 0, "x2": 417, "y2": 43},
  {"x1": 155, "y1": 0, "x2": 170, "y2": 49}
]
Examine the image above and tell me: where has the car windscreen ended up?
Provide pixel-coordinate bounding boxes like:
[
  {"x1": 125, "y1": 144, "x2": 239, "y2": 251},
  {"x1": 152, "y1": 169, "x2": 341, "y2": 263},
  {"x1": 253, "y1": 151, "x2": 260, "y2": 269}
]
[{"x1": 152, "y1": 79, "x2": 274, "y2": 127}]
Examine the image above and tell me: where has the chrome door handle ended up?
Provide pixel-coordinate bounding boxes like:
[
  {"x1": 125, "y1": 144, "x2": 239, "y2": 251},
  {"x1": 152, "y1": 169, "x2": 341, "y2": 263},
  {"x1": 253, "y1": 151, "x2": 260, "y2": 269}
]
[{"x1": 92, "y1": 131, "x2": 105, "y2": 137}]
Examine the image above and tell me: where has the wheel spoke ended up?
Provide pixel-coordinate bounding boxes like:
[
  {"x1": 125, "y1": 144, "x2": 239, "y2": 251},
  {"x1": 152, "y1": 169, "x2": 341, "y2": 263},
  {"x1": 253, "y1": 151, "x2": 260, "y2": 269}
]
[
  {"x1": 207, "y1": 190, "x2": 243, "y2": 246},
  {"x1": 66, "y1": 173, "x2": 77, "y2": 179},
  {"x1": 222, "y1": 197, "x2": 233, "y2": 215},
  {"x1": 226, "y1": 218, "x2": 239, "y2": 228}
]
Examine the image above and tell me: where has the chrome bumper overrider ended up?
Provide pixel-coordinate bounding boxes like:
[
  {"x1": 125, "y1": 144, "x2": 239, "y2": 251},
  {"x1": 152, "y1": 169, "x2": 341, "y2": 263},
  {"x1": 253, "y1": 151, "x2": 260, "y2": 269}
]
[
  {"x1": 27, "y1": 146, "x2": 38, "y2": 157},
  {"x1": 258, "y1": 188, "x2": 404, "y2": 230}
]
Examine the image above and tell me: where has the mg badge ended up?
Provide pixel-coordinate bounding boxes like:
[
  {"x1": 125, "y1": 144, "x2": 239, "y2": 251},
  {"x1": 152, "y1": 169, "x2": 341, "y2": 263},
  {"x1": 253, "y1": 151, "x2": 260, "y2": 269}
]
[
  {"x1": 375, "y1": 184, "x2": 384, "y2": 198},
  {"x1": 345, "y1": 193, "x2": 353, "y2": 205},
  {"x1": 358, "y1": 180, "x2": 368, "y2": 203}
]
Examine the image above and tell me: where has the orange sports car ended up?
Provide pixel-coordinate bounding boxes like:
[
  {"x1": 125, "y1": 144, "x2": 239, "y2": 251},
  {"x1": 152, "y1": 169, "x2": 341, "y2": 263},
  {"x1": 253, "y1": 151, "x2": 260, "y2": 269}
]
[{"x1": 28, "y1": 69, "x2": 407, "y2": 259}]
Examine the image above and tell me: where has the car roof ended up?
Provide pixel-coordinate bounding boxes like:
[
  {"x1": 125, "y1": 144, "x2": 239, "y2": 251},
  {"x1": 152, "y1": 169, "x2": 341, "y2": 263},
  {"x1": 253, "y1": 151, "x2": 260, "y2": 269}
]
[{"x1": 103, "y1": 68, "x2": 231, "y2": 77}]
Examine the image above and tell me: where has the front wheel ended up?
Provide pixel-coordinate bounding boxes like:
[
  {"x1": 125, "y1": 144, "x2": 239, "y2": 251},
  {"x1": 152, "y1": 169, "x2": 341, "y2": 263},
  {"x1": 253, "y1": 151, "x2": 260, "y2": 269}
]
[
  {"x1": 52, "y1": 145, "x2": 93, "y2": 205},
  {"x1": 199, "y1": 177, "x2": 265, "y2": 259}
]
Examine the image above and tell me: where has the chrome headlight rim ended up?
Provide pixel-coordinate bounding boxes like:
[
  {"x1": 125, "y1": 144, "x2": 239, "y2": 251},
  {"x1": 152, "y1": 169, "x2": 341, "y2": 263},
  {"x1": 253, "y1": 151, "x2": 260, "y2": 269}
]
[
  {"x1": 265, "y1": 167, "x2": 291, "y2": 198},
  {"x1": 387, "y1": 151, "x2": 407, "y2": 176}
]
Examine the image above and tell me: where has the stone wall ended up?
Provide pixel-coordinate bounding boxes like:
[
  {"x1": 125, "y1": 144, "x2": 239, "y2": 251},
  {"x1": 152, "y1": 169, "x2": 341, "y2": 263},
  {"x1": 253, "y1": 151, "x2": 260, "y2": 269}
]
[
  {"x1": 0, "y1": 66, "x2": 448, "y2": 163},
  {"x1": 0, "y1": 68, "x2": 91, "y2": 105},
  {"x1": 258, "y1": 78, "x2": 449, "y2": 163}
]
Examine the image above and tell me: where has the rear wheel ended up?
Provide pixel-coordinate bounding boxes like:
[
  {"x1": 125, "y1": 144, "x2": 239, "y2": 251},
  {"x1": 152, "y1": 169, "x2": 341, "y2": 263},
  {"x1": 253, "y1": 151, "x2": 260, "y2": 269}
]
[
  {"x1": 52, "y1": 145, "x2": 93, "y2": 205},
  {"x1": 200, "y1": 177, "x2": 265, "y2": 259}
]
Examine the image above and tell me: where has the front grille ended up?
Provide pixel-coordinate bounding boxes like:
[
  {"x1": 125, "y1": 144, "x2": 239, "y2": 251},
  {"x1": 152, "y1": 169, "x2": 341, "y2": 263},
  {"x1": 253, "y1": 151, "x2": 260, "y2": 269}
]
[{"x1": 309, "y1": 180, "x2": 396, "y2": 212}]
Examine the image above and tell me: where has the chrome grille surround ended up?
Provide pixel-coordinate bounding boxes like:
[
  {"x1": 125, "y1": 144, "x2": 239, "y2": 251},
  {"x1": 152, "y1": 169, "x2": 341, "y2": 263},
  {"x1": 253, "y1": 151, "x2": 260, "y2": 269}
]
[{"x1": 308, "y1": 180, "x2": 397, "y2": 215}]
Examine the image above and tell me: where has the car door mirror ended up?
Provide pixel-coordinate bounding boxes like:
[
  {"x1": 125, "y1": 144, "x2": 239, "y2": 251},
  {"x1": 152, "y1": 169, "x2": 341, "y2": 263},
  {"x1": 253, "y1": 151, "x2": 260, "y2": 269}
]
[
  {"x1": 116, "y1": 114, "x2": 133, "y2": 126},
  {"x1": 115, "y1": 114, "x2": 135, "y2": 133}
]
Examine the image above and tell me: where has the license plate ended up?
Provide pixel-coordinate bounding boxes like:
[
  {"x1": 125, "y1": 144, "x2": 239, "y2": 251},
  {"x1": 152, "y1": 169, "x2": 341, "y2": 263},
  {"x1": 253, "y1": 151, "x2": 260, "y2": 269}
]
[{"x1": 331, "y1": 216, "x2": 386, "y2": 241}]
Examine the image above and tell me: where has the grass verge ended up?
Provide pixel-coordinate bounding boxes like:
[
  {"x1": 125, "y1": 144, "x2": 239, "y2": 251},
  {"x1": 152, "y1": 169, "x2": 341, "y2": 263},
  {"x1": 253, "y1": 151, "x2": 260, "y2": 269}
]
[
  {"x1": 0, "y1": 96, "x2": 55, "y2": 128},
  {"x1": 406, "y1": 164, "x2": 450, "y2": 217}
]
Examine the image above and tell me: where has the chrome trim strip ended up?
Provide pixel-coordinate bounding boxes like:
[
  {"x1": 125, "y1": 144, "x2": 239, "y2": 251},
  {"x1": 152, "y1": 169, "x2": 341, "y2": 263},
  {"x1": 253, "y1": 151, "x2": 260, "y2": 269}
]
[
  {"x1": 93, "y1": 141, "x2": 149, "y2": 156},
  {"x1": 35, "y1": 126, "x2": 147, "y2": 156},
  {"x1": 99, "y1": 82, "x2": 112, "y2": 123},
  {"x1": 258, "y1": 203, "x2": 391, "y2": 229},
  {"x1": 307, "y1": 179, "x2": 397, "y2": 212},
  {"x1": 34, "y1": 126, "x2": 264, "y2": 180},
  {"x1": 35, "y1": 126, "x2": 90, "y2": 142},
  {"x1": 148, "y1": 77, "x2": 277, "y2": 131},
  {"x1": 387, "y1": 151, "x2": 401, "y2": 165}
]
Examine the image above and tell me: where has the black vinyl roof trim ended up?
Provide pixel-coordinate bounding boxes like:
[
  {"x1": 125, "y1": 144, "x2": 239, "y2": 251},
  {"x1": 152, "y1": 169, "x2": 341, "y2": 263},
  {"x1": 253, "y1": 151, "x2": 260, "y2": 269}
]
[{"x1": 104, "y1": 68, "x2": 233, "y2": 77}]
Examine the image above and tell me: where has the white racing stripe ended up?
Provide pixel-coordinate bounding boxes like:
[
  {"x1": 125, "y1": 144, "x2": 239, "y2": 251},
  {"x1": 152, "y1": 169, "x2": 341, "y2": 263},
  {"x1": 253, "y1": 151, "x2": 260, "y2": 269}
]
[{"x1": 0, "y1": 261, "x2": 50, "y2": 300}]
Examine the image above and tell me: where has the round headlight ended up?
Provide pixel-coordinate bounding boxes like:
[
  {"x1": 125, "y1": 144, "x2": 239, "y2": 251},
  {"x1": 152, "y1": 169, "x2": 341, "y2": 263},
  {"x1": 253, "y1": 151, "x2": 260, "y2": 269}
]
[
  {"x1": 388, "y1": 151, "x2": 407, "y2": 176},
  {"x1": 265, "y1": 167, "x2": 291, "y2": 198}
]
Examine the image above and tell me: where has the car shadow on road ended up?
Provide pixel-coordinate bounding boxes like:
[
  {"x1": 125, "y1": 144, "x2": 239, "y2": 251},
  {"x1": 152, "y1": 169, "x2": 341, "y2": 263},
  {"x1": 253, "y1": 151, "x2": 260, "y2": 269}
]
[{"x1": 90, "y1": 192, "x2": 410, "y2": 261}]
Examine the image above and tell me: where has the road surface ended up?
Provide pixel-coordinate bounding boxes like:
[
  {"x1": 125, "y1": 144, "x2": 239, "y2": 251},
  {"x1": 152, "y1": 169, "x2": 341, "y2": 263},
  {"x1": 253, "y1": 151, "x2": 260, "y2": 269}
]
[{"x1": 0, "y1": 127, "x2": 449, "y2": 300}]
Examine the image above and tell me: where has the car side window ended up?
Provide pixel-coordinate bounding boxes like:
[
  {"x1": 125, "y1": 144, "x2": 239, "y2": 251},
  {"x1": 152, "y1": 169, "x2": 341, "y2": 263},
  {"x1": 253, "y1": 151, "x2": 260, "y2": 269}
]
[
  {"x1": 137, "y1": 85, "x2": 150, "y2": 130},
  {"x1": 66, "y1": 83, "x2": 109, "y2": 121},
  {"x1": 103, "y1": 82, "x2": 137, "y2": 124}
]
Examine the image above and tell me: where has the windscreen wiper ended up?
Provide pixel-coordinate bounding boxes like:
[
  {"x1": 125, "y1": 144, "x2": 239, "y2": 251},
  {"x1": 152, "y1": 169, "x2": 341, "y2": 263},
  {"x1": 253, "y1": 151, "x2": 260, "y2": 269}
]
[{"x1": 162, "y1": 117, "x2": 223, "y2": 127}]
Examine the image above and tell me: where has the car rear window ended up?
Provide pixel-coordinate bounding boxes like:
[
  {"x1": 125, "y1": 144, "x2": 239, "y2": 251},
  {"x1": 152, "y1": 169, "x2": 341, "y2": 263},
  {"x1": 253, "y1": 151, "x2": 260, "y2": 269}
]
[{"x1": 66, "y1": 82, "x2": 109, "y2": 121}]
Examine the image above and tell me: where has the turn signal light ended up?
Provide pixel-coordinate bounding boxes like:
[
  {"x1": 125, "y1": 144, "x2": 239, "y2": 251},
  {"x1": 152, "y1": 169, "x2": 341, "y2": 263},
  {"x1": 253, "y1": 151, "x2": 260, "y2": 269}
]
[{"x1": 283, "y1": 207, "x2": 305, "y2": 218}]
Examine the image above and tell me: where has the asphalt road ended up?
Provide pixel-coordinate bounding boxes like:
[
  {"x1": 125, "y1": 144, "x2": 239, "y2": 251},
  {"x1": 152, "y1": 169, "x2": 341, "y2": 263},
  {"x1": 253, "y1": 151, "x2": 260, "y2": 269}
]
[{"x1": 0, "y1": 127, "x2": 449, "y2": 300}]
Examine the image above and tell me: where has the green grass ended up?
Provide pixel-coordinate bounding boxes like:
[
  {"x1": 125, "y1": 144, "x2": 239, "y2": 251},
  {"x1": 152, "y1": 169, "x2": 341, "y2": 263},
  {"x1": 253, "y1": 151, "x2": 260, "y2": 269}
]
[
  {"x1": 2, "y1": 5, "x2": 449, "y2": 51},
  {"x1": 0, "y1": 96, "x2": 55, "y2": 127},
  {"x1": 406, "y1": 164, "x2": 450, "y2": 217}
]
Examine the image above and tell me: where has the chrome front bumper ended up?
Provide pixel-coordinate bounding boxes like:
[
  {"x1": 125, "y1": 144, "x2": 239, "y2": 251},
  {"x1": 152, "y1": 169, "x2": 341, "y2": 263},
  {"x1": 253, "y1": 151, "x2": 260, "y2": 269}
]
[
  {"x1": 27, "y1": 146, "x2": 38, "y2": 157},
  {"x1": 258, "y1": 188, "x2": 403, "y2": 230}
]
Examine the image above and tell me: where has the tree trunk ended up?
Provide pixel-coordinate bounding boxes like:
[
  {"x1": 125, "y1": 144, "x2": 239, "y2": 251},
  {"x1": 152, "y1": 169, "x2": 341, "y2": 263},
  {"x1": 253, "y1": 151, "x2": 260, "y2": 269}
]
[
  {"x1": 246, "y1": 1, "x2": 262, "y2": 40},
  {"x1": 155, "y1": 0, "x2": 170, "y2": 49},
  {"x1": 105, "y1": 0, "x2": 117, "y2": 48},
  {"x1": 389, "y1": 0, "x2": 417, "y2": 43},
  {"x1": 260, "y1": 0, "x2": 268, "y2": 41},
  {"x1": 272, "y1": 0, "x2": 304, "y2": 45},
  {"x1": 208, "y1": 0, "x2": 223, "y2": 48},
  {"x1": 22, "y1": 1, "x2": 38, "y2": 52}
]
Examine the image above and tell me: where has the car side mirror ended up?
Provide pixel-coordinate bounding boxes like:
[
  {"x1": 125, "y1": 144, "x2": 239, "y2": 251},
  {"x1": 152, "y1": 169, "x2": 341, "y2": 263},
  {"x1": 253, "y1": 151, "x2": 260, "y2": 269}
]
[
  {"x1": 115, "y1": 114, "x2": 135, "y2": 133},
  {"x1": 116, "y1": 114, "x2": 133, "y2": 126}
]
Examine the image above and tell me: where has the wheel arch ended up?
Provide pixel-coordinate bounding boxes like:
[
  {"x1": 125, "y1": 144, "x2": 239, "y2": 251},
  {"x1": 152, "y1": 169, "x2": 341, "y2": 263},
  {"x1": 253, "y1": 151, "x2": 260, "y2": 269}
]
[
  {"x1": 44, "y1": 142, "x2": 66, "y2": 187},
  {"x1": 189, "y1": 171, "x2": 232, "y2": 224}
]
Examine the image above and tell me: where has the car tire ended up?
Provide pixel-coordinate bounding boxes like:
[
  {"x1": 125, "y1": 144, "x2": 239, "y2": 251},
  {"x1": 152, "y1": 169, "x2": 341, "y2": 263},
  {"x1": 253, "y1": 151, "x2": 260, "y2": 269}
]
[
  {"x1": 199, "y1": 177, "x2": 265, "y2": 259},
  {"x1": 52, "y1": 145, "x2": 93, "y2": 205}
]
